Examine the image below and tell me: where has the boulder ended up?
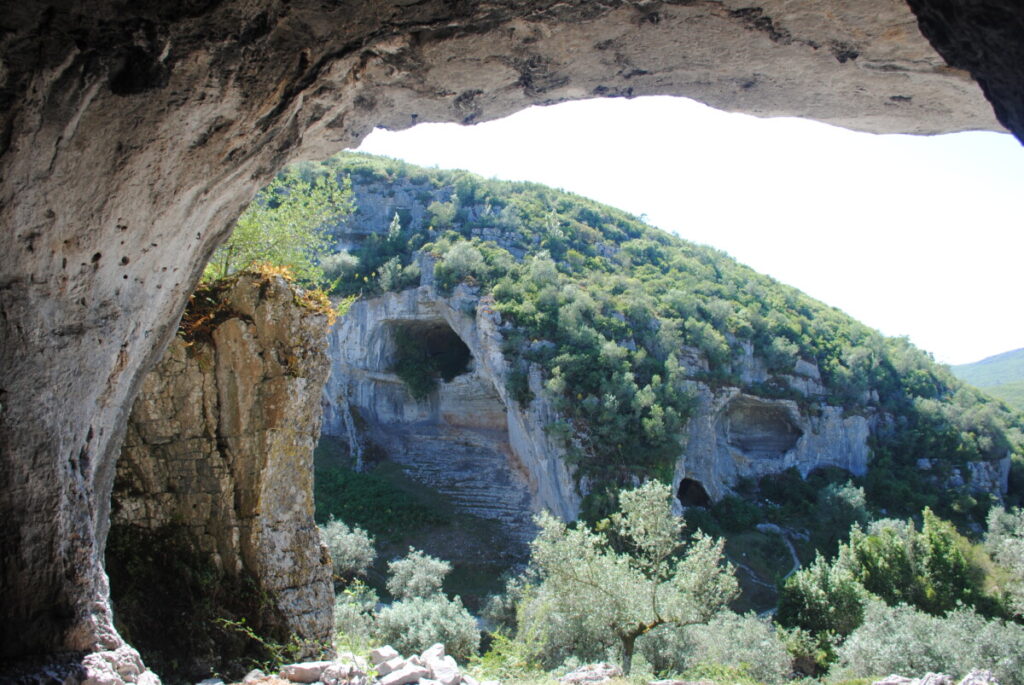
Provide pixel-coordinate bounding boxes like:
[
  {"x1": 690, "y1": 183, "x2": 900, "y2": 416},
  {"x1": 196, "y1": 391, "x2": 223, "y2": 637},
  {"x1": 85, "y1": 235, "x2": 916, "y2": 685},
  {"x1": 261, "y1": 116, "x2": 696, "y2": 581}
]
[
  {"x1": 377, "y1": 656, "x2": 407, "y2": 677},
  {"x1": 559, "y1": 663, "x2": 624, "y2": 685},
  {"x1": 280, "y1": 661, "x2": 334, "y2": 683},
  {"x1": 421, "y1": 644, "x2": 446, "y2": 661},
  {"x1": 425, "y1": 655, "x2": 461, "y2": 685},
  {"x1": 959, "y1": 671, "x2": 1000, "y2": 685},
  {"x1": 371, "y1": 647, "x2": 400, "y2": 667},
  {"x1": 379, "y1": 664, "x2": 431, "y2": 685}
]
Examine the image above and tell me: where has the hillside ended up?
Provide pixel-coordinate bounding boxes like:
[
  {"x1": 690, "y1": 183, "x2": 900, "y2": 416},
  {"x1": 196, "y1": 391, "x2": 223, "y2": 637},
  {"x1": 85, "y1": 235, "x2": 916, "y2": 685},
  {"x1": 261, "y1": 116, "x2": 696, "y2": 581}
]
[
  {"x1": 952, "y1": 348, "x2": 1024, "y2": 387},
  {"x1": 299, "y1": 151, "x2": 1023, "y2": 522},
  {"x1": 952, "y1": 348, "x2": 1024, "y2": 410}
]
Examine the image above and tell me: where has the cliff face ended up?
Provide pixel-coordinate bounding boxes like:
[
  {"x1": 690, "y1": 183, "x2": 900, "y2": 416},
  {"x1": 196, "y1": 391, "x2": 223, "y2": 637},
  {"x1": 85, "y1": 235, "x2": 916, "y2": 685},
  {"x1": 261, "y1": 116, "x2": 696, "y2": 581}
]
[
  {"x1": 323, "y1": 281, "x2": 872, "y2": 525},
  {"x1": 323, "y1": 283, "x2": 579, "y2": 539},
  {"x1": 110, "y1": 274, "x2": 333, "y2": 675}
]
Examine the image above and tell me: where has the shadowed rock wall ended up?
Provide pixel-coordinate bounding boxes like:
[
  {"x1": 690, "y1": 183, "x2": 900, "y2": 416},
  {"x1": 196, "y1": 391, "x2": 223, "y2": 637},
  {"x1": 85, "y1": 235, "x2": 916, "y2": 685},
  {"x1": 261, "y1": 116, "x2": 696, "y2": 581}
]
[
  {"x1": 1, "y1": 0, "x2": 1021, "y2": 666},
  {"x1": 110, "y1": 274, "x2": 334, "y2": 674}
]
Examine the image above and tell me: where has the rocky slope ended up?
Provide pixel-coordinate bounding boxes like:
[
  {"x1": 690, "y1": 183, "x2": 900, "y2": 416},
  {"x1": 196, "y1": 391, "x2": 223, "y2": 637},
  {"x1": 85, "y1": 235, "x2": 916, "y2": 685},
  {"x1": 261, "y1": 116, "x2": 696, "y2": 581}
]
[
  {"x1": 322, "y1": 282, "x2": 578, "y2": 540},
  {"x1": 109, "y1": 273, "x2": 334, "y2": 678}
]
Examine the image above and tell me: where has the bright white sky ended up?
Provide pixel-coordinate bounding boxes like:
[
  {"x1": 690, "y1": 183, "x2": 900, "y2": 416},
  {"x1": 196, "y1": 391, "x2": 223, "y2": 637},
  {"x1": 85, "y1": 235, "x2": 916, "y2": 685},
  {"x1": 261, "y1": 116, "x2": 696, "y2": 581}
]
[{"x1": 356, "y1": 96, "x2": 1024, "y2": 366}]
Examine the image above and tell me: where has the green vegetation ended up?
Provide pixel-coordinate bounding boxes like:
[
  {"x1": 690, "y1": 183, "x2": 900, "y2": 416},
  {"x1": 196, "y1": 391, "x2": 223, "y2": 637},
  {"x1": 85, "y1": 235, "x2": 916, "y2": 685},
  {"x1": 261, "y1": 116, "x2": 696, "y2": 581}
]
[
  {"x1": 512, "y1": 482, "x2": 737, "y2": 674},
  {"x1": 952, "y1": 347, "x2": 1024, "y2": 388},
  {"x1": 951, "y1": 348, "x2": 1024, "y2": 411},
  {"x1": 305, "y1": 151, "x2": 1022, "y2": 523},
  {"x1": 314, "y1": 460, "x2": 451, "y2": 538},
  {"x1": 318, "y1": 523, "x2": 482, "y2": 661},
  {"x1": 204, "y1": 168, "x2": 353, "y2": 284},
  {"x1": 314, "y1": 480, "x2": 1024, "y2": 684},
  {"x1": 984, "y1": 380, "x2": 1024, "y2": 411}
]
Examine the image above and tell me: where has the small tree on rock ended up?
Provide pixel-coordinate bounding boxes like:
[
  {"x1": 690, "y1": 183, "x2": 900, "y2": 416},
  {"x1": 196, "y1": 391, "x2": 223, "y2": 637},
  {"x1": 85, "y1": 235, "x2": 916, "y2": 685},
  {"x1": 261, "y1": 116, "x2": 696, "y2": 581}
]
[{"x1": 521, "y1": 481, "x2": 737, "y2": 674}]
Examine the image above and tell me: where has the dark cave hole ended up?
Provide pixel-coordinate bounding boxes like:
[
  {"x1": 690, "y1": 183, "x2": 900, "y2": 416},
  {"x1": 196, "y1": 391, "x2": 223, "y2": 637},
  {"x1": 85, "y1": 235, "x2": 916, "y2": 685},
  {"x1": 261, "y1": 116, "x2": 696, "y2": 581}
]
[
  {"x1": 677, "y1": 478, "x2": 712, "y2": 508},
  {"x1": 389, "y1": 319, "x2": 472, "y2": 399}
]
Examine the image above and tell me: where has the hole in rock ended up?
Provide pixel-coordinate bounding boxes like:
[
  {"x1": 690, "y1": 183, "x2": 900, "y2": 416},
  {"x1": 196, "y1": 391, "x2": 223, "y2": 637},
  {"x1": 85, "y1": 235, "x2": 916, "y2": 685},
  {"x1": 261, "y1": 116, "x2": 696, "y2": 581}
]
[
  {"x1": 677, "y1": 478, "x2": 711, "y2": 508},
  {"x1": 388, "y1": 319, "x2": 472, "y2": 387},
  {"x1": 724, "y1": 397, "x2": 802, "y2": 459},
  {"x1": 319, "y1": 311, "x2": 534, "y2": 613}
]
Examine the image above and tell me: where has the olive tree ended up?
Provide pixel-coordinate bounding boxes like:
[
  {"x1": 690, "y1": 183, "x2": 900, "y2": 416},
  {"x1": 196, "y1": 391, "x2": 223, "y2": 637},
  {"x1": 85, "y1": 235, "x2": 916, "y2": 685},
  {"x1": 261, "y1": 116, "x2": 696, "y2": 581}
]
[{"x1": 521, "y1": 481, "x2": 737, "y2": 674}]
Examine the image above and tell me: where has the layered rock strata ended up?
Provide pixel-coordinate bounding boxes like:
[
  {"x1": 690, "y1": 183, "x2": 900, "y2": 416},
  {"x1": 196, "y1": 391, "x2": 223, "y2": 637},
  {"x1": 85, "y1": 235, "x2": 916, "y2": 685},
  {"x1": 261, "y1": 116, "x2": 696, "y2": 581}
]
[
  {"x1": 323, "y1": 284, "x2": 579, "y2": 535},
  {"x1": 1, "y1": 0, "x2": 1020, "y2": 666},
  {"x1": 110, "y1": 274, "x2": 334, "y2": 668}
]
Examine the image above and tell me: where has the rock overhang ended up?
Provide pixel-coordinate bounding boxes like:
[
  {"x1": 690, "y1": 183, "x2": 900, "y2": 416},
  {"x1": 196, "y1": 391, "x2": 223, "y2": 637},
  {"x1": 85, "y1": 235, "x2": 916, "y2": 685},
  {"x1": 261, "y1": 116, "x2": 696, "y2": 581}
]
[{"x1": 3, "y1": 0, "x2": 1024, "y2": 667}]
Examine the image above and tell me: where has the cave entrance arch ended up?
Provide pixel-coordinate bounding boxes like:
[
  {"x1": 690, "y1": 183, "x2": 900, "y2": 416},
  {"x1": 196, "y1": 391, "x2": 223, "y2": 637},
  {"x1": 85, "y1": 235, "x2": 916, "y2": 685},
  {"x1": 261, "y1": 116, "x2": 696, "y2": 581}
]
[
  {"x1": 677, "y1": 478, "x2": 712, "y2": 508},
  {"x1": 1, "y1": 0, "x2": 1018, "y2": 666},
  {"x1": 388, "y1": 319, "x2": 473, "y2": 388}
]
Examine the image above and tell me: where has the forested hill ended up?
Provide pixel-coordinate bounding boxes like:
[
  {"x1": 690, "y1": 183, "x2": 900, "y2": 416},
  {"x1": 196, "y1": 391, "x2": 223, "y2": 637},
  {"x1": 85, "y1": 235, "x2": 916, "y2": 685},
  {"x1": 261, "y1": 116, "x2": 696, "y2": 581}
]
[
  {"x1": 952, "y1": 349, "x2": 1024, "y2": 411},
  {"x1": 300, "y1": 151, "x2": 1023, "y2": 519}
]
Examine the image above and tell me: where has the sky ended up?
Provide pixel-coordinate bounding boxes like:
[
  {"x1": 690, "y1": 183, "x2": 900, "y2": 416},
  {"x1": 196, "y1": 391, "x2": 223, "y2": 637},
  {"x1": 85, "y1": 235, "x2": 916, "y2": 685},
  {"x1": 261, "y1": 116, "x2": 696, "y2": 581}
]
[{"x1": 356, "y1": 96, "x2": 1024, "y2": 366}]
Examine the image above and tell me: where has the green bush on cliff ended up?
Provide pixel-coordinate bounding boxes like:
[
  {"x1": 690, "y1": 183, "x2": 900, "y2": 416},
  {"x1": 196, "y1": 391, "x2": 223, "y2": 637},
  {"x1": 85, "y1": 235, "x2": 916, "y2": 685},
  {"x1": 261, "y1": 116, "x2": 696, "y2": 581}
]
[{"x1": 205, "y1": 168, "x2": 354, "y2": 284}]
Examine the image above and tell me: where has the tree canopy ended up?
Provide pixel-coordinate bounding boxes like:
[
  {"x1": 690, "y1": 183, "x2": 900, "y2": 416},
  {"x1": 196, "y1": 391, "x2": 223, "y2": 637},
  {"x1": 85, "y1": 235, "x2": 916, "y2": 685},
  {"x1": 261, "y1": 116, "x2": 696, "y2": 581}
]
[{"x1": 518, "y1": 481, "x2": 736, "y2": 674}]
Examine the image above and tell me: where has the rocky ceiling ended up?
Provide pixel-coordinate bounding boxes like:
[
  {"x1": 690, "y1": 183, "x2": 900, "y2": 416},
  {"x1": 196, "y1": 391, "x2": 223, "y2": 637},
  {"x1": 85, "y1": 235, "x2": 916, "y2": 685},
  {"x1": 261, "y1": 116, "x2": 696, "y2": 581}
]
[{"x1": 1, "y1": 0, "x2": 1022, "y2": 666}]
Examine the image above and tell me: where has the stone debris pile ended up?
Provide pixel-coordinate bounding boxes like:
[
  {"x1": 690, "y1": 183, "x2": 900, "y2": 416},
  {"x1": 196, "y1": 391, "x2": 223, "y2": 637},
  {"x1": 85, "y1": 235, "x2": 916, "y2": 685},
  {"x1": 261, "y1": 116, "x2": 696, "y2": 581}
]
[
  {"x1": 872, "y1": 671, "x2": 1000, "y2": 685},
  {"x1": 250, "y1": 644, "x2": 497, "y2": 685}
]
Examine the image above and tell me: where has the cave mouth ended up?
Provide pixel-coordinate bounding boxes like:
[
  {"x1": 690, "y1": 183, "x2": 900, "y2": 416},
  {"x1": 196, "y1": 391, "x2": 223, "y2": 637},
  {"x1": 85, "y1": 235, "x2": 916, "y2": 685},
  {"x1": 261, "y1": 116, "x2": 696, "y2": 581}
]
[
  {"x1": 388, "y1": 319, "x2": 473, "y2": 398},
  {"x1": 724, "y1": 396, "x2": 803, "y2": 459},
  {"x1": 677, "y1": 478, "x2": 712, "y2": 508}
]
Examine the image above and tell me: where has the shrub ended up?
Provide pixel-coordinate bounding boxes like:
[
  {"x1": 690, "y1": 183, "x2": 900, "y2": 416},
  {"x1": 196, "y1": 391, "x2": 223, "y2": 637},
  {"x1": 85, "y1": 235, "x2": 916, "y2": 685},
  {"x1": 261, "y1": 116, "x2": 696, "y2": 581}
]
[
  {"x1": 987, "y1": 506, "x2": 1024, "y2": 617},
  {"x1": 832, "y1": 600, "x2": 1024, "y2": 685},
  {"x1": 777, "y1": 554, "x2": 866, "y2": 640},
  {"x1": 386, "y1": 548, "x2": 452, "y2": 600},
  {"x1": 319, "y1": 518, "x2": 375, "y2": 579},
  {"x1": 374, "y1": 596, "x2": 480, "y2": 662},
  {"x1": 639, "y1": 612, "x2": 789, "y2": 683},
  {"x1": 333, "y1": 579, "x2": 378, "y2": 648},
  {"x1": 321, "y1": 251, "x2": 359, "y2": 283}
]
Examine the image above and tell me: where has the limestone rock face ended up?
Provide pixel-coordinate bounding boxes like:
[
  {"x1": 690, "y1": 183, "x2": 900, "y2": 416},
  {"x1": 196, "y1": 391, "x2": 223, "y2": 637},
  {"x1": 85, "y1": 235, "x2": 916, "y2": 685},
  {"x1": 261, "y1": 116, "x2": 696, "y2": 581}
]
[
  {"x1": 323, "y1": 284, "x2": 580, "y2": 539},
  {"x1": 674, "y1": 383, "x2": 872, "y2": 503},
  {"x1": 1, "y1": 0, "x2": 1020, "y2": 665},
  {"x1": 111, "y1": 274, "x2": 333, "y2": 665}
]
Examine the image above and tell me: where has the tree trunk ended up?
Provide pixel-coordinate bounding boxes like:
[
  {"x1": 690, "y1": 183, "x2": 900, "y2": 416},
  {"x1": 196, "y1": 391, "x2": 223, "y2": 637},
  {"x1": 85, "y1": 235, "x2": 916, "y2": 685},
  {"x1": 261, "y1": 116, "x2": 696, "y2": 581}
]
[{"x1": 621, "y1": 633, "x2": 638, "y2": 675}]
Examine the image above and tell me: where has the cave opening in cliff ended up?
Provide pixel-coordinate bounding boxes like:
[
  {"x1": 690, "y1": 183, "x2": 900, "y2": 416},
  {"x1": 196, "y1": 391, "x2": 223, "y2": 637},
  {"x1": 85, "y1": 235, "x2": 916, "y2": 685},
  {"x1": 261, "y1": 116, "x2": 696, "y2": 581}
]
[
  {"x1": 724, "y1": 397, "x2": 803, "y2": 459},
  {"x1": 389, "y1": 319, "x2": 473, "y2": 392},
  {"x1": 677, "y1": 478, "x2": 712, "y2": 508}
]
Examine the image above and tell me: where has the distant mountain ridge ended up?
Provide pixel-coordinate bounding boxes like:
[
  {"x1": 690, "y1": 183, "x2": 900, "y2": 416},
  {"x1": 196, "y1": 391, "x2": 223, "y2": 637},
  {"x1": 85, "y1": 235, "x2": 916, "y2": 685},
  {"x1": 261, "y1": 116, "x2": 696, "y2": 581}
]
[
  {"x1": 952, "y1": 348, "x2": 1024, "y2": 410},
  {"x1": 952, "y1": 348, "x2": 1024, "y2": 387}
]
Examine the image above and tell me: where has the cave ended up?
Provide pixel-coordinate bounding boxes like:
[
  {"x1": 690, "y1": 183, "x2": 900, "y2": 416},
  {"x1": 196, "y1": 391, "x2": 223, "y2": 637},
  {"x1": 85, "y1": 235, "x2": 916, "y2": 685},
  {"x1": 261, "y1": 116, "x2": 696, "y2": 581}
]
[
  {"x1": 3, "y1": 0, "x2": 1024, "y2": 669},
  {"x1": 724, "y1": 397, "x2": 803, "y2": 459},
  {"x1": 677, "y1": 478, "x2": 712, "y2": 508},
  {"x1": 321, "y1": 300, "x2": 538, "y2": 549},
  {"x1": 388, "y1": 319, "x2": 473, "y2": 386}
]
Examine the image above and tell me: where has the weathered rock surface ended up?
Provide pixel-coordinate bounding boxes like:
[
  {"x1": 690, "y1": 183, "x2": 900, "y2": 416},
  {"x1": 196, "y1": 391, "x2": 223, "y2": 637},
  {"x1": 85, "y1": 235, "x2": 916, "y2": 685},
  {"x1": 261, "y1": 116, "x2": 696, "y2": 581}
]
[
  {"x1": 559, "y1": 663, "x2": 624, "y2": 685},
  {"x1": 110, "y1": 274, "x2": 334, "y2": 670},
  {"x1": 1, "y1": 0, "x2": 1021, "y2": 668},
  {"x1": 674, "y1": 384, "x2": 873, "y2": 502},
  {"x1": 323, "y1": 284, "x2": 579, "y2": 540}
]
